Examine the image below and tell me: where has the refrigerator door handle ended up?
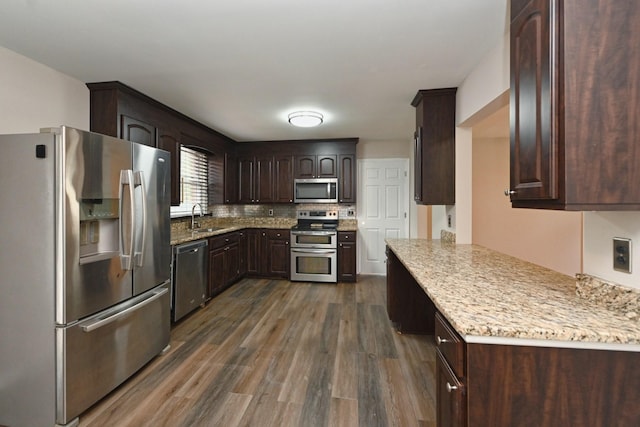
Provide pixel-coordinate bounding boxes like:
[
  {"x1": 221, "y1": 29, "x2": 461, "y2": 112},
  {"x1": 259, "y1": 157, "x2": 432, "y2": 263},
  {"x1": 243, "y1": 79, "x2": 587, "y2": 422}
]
[
  {"x1": 119, "y1": 170, "x2": 135, "y2": 270},
  {"x1": 134, "y1": 170, "x2": 147, "y2": 267},
  {"x1": 80, "y1": 287, "x2": 168, "y2": 333}
]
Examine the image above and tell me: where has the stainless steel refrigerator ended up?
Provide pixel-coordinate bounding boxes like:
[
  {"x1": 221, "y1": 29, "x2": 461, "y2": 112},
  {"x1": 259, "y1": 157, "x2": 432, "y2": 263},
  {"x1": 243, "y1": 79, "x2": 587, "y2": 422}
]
[{"x1": 0, "y1": 126, "x2": 172, "y2": 426}]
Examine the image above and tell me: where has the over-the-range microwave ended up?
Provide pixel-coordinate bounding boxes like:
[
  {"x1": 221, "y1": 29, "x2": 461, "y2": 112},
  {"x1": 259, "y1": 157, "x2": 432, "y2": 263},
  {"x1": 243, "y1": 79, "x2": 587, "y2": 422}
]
[{"x1": 294, "y1": 178, "x2": 338, "y2": 203}]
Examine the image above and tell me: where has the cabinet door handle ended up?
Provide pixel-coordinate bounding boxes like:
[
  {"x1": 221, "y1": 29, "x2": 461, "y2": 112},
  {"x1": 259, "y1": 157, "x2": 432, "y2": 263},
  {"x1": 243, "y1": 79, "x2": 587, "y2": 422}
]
[
  {"x1": 504, "y1": 189, "x2": 516, "y2": 196},
  {"x1": 436, "y1": 336, "x2": 449, "y2": 345},
  {"x1": 446, "y1": 382, "x2": 458, "y2": 393}
]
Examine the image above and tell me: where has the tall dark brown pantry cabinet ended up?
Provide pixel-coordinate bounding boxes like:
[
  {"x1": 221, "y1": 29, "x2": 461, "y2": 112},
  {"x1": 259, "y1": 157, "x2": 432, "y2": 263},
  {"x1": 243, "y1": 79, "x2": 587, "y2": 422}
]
[
  {"x1": 509, "y1": 0, "x2": 640, "y2": 210},
  {"x1": 411, "y1": 88, "x2": 457, "y2": 205}
]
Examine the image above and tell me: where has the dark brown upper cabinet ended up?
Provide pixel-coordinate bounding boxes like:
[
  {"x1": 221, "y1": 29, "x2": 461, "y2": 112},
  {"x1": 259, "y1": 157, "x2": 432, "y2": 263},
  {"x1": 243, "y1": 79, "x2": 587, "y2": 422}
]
[
  {"x1": 88, "y1": 82, "x2": 358, "y2": 207},
  {"x1": 338, "y1": 154, "x2": 356, "y2": 204},
  {"x1": 236, "y1": 139, "x2": 356, "y2": 204},
  {"x1": 274, "y1": 155, "x2": 294, "y2": 203},
  {"x1": 509, "y1": 0, "x2": 640, "y2": 210},
  {"x1": 87, "y1": 81, "x2": 234, "y2": 206},
  {"x1": 121, "y1": 115, "x2": 156, "y2": 147},
  {"x1": 237, "y1": 155, "x2": 275, "y2": 204},
  {"x1": 294, "y1": 154, "x2": 338, "y2": 179},
  {"x1": 411, "y1": 88, "x2": 457, "y2": 205},
  {"x1": 224, "y1": 150, "x2": 238, "y2": 204}
]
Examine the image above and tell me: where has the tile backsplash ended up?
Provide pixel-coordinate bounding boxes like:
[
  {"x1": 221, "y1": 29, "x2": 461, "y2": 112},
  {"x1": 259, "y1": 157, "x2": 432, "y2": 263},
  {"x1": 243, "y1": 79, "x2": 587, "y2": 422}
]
[
  {"x1": 204, "y1": 203, "x2": 356, "y2": 219},
  {"x1": 172, "y1": 204, "x2": 357, "y2": 228}
]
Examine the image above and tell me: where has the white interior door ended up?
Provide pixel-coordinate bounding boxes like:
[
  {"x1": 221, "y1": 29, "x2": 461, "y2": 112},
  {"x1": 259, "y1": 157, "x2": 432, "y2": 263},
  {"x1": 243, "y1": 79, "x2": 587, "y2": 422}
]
[{"x1": 357, "y1": 159, "x2": 409, "y2": 275}]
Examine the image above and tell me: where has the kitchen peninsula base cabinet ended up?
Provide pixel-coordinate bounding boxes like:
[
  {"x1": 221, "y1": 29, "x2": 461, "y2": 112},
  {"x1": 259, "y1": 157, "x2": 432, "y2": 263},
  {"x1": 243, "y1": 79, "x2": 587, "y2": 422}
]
[
  {"x1": 385, "y1": 246, "x2": 436, "y2": 334},
  {"x1": 435, "y1": 312, "x2": 640, "y2": 427},
  {"x1": 466, "y1": 343, "x2": 640, "y2": 426},
  {"x1": 386, "y1": 245, "x2": 640, "y2": 426}
]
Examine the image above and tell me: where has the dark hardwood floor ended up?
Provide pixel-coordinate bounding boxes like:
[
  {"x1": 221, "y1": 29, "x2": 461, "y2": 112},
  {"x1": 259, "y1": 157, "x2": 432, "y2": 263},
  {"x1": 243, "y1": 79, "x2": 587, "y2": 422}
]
[{"x1": 80, "y1": 275, "x2": 436, "y2": 426}]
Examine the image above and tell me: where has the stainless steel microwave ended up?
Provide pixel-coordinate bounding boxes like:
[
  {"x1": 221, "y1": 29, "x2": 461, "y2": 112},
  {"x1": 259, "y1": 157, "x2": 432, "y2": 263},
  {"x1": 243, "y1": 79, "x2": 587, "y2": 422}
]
[{"x1": 294, "y1": 178, "x2": 338, "y2": 203}]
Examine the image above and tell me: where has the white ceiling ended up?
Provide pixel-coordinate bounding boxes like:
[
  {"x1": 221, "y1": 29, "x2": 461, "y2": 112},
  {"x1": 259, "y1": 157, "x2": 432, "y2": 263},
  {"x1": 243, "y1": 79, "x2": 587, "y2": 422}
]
[{"x1": 0, "y1": 0, "x2": 508, "y2": 143}]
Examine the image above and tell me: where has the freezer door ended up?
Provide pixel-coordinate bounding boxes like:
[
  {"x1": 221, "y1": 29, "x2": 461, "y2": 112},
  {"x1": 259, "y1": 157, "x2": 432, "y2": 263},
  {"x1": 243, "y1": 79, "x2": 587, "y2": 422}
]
[
  {"x1": 56, "y1": 282, "x2": 170, "y2": 424},
  {"x1": 61, "y1": 127, "x2": 134, "y2": 324},
  {"x1": 132, "y1": 143, "x2": 171, "y2": 295}
]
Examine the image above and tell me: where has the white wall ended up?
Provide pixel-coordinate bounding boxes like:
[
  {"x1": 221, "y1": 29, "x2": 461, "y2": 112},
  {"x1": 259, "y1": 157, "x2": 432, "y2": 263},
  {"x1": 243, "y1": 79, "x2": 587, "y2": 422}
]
[
  {"x1": 357, "y1": 138, "x2": 409, "y2": 159},
  {"x1": 472, "y1": 136, "x2": 582, "y2": 277},
  {"x1": 454, "y1": 29, "x2": 640, "y2": 288},
  {"x1": 584, "y1": 212, "x2": 640, "y2": 290},
  {"x1": 0, "y1": 45, "x2": 88, "y2": 133},
  {"x1": 442, "y1": 32, "x2": 511, "y2": 244}
]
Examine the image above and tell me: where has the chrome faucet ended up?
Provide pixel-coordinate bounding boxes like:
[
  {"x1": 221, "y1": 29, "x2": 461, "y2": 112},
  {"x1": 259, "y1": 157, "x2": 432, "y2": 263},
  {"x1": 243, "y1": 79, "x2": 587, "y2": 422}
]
[{"x1": 191, "y1": 203, "x2": 205, "y2": 229}]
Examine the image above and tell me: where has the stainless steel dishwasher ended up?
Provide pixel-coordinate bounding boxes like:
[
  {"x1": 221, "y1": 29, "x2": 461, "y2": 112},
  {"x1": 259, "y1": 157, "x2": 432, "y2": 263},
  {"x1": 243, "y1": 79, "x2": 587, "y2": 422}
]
[{"x1": 172, "y1": 239, "x2": 208, "y2": 322}]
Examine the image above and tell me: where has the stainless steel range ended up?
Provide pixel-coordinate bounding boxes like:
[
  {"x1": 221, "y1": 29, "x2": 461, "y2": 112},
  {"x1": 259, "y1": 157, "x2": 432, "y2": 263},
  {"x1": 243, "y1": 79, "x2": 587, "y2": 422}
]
[{"x1": 290, "y1": 209, "x2": 339, "y2": 283}]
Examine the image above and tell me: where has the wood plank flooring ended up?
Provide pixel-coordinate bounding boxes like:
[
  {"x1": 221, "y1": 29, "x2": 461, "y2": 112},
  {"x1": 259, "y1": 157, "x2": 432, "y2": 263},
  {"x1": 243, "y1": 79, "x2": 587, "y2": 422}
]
[{"x1": 80, "y1": 275, "x2": 436, "y2": 427}]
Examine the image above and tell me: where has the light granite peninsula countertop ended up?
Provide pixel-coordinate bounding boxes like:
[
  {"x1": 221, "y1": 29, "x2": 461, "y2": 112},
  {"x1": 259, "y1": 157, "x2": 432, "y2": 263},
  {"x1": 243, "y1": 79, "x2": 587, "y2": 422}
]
[{"x1": 385, "y1": 238, "x2": 640, "y2": 351}]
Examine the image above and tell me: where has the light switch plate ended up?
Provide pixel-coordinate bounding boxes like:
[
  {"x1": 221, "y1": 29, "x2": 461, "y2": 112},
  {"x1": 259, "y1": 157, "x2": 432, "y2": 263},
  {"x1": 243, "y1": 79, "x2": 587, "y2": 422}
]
[{"x1": 613, "y1": 237, "x2": 632, "y2": 273}]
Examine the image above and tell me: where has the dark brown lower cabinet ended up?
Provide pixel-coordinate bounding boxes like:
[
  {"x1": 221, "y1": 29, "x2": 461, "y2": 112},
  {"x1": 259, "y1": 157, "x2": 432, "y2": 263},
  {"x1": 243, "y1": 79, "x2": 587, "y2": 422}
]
[
  {"x1": 246, "y1": 229, "x2": 261, "y2": 276},
  {"x1": 264, "y1": 229, "x2": 289, "y2": 279},
  {"x1": 245, "y1": 228, "x2": 290, "y2": 279},
  {"x1": 386, "y1": 246, "x2": 436, "y2": 334},
  {"x1": 337, "y1": 231, "x2": 357, "y2": 282},
  {"x1": 466, "y1": 343, "x2": 640, "y2": 426},
  {"x1": 436, "y1": 350, "x2": 465, "y2": 427},
  {"x1": 208, "y1": 232, "x2": 242, "y2": 297},
  {"x1": 209, "y1": 247, "x2": 225, "y2": 297},
  {"x1": 238, "y1": 230, "x2": 247, "y2": 277},
  {"x1": 435, "y1": 312, "x2": 466, "y2": 427}
]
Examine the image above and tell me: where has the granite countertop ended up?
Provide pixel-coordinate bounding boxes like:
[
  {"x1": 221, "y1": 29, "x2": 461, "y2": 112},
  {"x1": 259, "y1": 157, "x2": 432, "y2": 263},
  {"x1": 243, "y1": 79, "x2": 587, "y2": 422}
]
[
  {"x1": 171, "y1": 217, "x2": 296, "y2": 245},
  {"x1": 385, "y1": 238, "x2": 640, "y2": 350},
  {"x1": 171, "y1": 217, "x2": 357, "y2": 245},
  {"x1": 337, "y1": 219, "x2": 357, "y2": 231}
]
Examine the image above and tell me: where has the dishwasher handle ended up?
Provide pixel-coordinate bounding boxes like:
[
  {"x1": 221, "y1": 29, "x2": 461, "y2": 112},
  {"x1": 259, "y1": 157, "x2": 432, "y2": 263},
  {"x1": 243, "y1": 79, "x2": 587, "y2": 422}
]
[{"x1": 175, "y1": 240, "x2": 208, "y2": 255}]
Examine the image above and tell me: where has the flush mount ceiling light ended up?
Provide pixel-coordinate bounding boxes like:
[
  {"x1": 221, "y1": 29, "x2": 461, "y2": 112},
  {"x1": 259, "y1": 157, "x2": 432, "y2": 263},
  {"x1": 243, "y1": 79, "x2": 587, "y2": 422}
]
[{"x1": 288, "y1": 111, "x2": 324, "y2": 127}]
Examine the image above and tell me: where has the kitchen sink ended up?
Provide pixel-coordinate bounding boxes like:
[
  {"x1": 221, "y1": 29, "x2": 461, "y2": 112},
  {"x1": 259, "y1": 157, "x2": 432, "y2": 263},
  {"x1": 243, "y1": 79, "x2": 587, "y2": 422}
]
[{"x1": 191, "y1": 227, "x2": 225, "y2": 233}]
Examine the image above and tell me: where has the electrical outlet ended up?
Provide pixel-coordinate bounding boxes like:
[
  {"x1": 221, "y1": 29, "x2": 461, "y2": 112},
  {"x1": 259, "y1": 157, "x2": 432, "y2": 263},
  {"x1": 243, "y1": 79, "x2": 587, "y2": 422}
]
[
  {"x1": 447, "y1": 214, "x2": 452, "y2": 228},
  {"x1": 613, "y1": 237, "x2": 632, "y2": 273},
  {"x1": 268, "y1": 209, "x2": 274, "y2": 216}
]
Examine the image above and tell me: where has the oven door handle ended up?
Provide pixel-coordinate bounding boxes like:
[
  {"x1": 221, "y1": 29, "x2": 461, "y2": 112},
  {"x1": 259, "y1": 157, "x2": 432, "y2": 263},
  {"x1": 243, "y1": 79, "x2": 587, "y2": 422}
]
[
  {"x1": 291, "y1": 231, "x2": 336, "y2": 236},
  {"x1": 291, "y1": 248, "x2": 336, "y2": 254}
]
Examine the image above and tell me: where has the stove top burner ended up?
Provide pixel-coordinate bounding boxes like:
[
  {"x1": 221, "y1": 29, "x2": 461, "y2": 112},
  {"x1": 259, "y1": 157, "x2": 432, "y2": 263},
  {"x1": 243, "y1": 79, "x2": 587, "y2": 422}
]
[
  {"x1": 292, "y1": 209, "x2": 339, "y2": 232},
  {"x1": 291, "y1": 222, "x2": 338, "y2": 231}
]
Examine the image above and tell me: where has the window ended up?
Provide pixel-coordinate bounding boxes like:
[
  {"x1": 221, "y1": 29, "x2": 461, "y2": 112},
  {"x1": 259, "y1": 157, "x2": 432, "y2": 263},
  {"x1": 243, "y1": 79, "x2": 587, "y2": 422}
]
[{"x1": 170, "y1": 145, "x2": 223, "y2": 216}]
